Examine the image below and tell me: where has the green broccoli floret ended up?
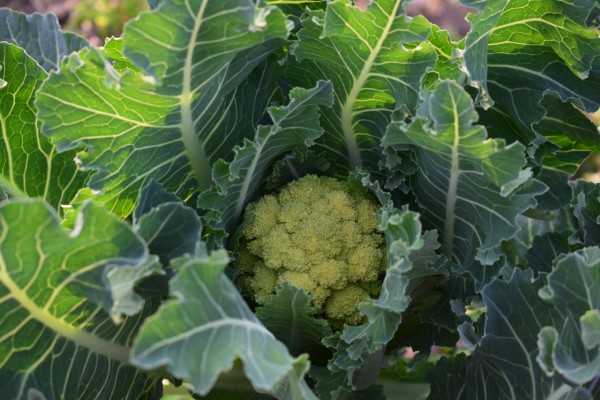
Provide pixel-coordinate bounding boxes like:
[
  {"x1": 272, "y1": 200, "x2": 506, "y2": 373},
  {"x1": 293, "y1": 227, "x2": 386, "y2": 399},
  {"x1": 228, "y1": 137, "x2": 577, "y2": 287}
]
[{"x1": 238, "y1": 174, "x2": 385, "y2": 326}]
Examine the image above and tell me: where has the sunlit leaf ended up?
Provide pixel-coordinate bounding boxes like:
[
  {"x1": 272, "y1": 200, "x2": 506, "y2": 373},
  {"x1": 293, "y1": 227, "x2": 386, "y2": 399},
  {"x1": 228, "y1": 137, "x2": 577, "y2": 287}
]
[{"x1": 0, "y1": 199, "x2": 159, "y2": 399}]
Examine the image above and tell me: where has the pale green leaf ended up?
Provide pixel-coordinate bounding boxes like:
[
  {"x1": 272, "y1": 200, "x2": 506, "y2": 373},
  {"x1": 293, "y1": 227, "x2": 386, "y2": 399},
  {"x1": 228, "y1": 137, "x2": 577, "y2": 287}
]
[
  {"x1": 383, "y1": 80, "x2": 547, "y2": 269},
  {"x1": 0, "y1": 43, "x2": 87, "y2": 211},
  {"x1": 422, "y1": 26, "x2": 463, "y2": 89},
  {"x1": 286, "y1": 0, "x2": 437, "y2": 173},
  {"x1": 36, "y1": 0, "x2": 290, "y2": 217},
  {"x1": 0, "y1": 199, "x2": 158, "y2": 399},
  {"x1": 131, "y1": 251, "x2": 316, "y2": 398},
  {"x1": 0, "y1": 8, "x2": 88, "y2": 71}
]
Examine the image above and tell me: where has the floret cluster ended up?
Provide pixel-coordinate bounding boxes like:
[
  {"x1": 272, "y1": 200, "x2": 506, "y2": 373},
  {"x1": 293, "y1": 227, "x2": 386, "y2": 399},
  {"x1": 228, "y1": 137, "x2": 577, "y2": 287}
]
[{"x1": 238, "y1": 175, "x2": 385, "y2": 325}]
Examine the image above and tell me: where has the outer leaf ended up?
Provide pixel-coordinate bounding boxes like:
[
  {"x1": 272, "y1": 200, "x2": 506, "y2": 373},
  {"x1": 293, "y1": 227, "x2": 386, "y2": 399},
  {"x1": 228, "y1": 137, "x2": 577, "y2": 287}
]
[
  {"x1": 383, "y1": 80, "x2": 547, "y2": 270},
  {"x1": 286, "y1": 0, "x2": 437, "y2": 173},
  {"x1": 436, "y1": 261, "x2": 600, "y2": 400},
  {"x1": 0, "y1": 43, "x2": 87, "y2": 211},
  {"x1": 524, "y1": 230, "x2": 576, "y2": 274},
  {"x1": 0, "y1": 8, "x2": 88, "y2": 71},
  {"x1": 500, "y1": 210, "x2": 574, "y2": 272},
  {"x1": 532, "y1": 92, "x2": 600, "y2": 209},
  {"x1": 133, "y1": 179, "x2": 180, "y2": 223},
  {"x1": 465, "y1": 269, "x2": 575, "y2": 399},
  {"x1": 197, "y1": 80, "x2": 333, "y2": 244},
  {"x1": 36, "y1": 0, "x2": 290, "y2": 217},
  {"x1": 134, "y1": 181, "x2": 202, "y2": 265},
  {"x1": 422, "y1": 26, "x2": 463, "y2": 89},
  {"x1": 462, "y1": 0, "x2": 600, "y2": 207},
  {"x1": 131, "y1": 251, "x2": 316, "y2": 398},
  {"x1": 0, "y1": 199, "x2": 158, "y2": 399},
  {"x1": 256, "y1": 283, "x2": 331, "y2": 359},
  {"x1": 572, "y1": 180, "x2": 600, "y2": 246},
  {"x1": 538, "y1": 247, "x2": 600, "y2": 384}
]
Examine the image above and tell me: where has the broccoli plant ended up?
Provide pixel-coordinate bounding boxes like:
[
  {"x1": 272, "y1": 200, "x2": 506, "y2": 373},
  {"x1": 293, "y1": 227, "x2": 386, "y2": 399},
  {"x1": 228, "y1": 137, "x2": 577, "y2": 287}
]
[
  {"x1": 238, "y1": 174, "x2": 385, "y2": 326},
  {"x1": 0, "y1": 0, "x2": 599, "y2": 399}
]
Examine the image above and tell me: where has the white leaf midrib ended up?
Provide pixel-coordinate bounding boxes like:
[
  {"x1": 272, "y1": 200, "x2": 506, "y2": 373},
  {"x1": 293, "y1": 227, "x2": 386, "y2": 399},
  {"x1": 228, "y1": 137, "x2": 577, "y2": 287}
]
[{"x1": 340, "y1": 0, "x2": 401, "y2": 169}]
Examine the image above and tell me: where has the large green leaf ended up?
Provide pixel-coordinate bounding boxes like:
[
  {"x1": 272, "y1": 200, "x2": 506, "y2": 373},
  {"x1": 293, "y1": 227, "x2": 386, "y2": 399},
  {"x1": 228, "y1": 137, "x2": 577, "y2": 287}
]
[
  {"x1": 286, "y1": 0, "x2": 437, "y2": 173},
  {"x1": 256, "y1": 284, "x2": 331, "y2": 360},
  {"x1": 197, "y1": 80, "x2": 333, "y2": 245},
  {"x1": 426, "y1": 354, "x2": 467, "y2": 400},
  {"x1": 323, "y1": 202, "x2": 435, "y2": 393},
  {"x1": 383, "y1": 80, "x2": 547, "y2": 271},
  {"x1": 0, "y1": 8, "x2": 88, "y2": 72},
  {"x1": 433, "y1": 269, "x2": 586, "y2": 399},
  {"x1": 0, "y1": 43, "x2": 87, "y2": 211},
  {"x1": 131, "y1": 251, "x2": 316, "y2": 399},
  {"x1": 0, "y1": 199, "x2": 159, "y2": 399},
  {"x1": 433, "y1": 252, "x2": 600, "y2": 399},
  {"x1": 36, "y1": 0, "x2": 290, "y2": 217},
  {"x1": 461, "y1": 0, "x2": 600, "y2": 207}
]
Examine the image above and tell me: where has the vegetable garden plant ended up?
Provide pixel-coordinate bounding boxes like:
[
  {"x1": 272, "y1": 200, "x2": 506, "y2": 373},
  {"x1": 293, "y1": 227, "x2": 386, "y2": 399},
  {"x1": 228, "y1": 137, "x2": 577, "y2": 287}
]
[{"x1": 0, "y1": 0, "x2": 599, "y2": 398}]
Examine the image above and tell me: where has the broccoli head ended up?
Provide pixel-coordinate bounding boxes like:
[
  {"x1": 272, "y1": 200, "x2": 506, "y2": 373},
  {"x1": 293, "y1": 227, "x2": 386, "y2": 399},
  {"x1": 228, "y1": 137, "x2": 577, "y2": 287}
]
[{"x1": 237, "y1": 174, "x2": 385, "y2": 326}]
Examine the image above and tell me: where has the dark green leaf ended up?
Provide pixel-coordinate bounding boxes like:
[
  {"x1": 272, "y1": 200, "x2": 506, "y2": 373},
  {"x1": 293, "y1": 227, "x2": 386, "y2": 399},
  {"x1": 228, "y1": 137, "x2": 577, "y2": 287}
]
[
  {"x1": 286, "y1": 0, "x2": 437, "y2": 173},
  {"x1": 572, "y1": 181, "x2": 600, "y2": 246},
  {"x1": 463, "y1": 0, "x2": 600, "y2": 196},
  {"x1": 451, "y1": 267, "x2": 595, "y2": 399},
  {"x1": 384, "y1": 80, "x2": 546, "y2": 270},
  {"x1": 537, "y1": 248, "x2": 600, "y2": 384},
  {"x1": 134, "y1": 181, "x2": 202, "y2": 265},
  {"x1": 0, "y1": 43, "x2": 87, "y2": 211},
  {"x1": 256, "y1": 283, "x2": 331, "y2": 359},
  {"x1": 133, "y1": 180, "x2": 181, "y2": 224},
  {"x1": 36, "y1": 0, "x2": 290, "y2": 217}
]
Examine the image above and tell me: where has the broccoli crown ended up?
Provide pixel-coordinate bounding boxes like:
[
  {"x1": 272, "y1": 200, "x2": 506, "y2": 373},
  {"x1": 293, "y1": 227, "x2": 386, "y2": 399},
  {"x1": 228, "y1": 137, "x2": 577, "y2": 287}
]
[{"x1": 237, "y1": 174, "x2": 385, "y2": 326}]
